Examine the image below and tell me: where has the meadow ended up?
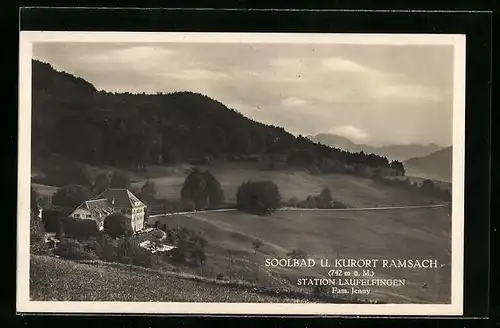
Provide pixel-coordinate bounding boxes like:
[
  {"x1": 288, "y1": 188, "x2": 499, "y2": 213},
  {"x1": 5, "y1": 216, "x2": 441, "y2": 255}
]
[
  {"x1": 129, "y1": 163, "x2": 444, "y2": 208},
  {"x1": 150, "y1": 206, "x2": 452, "y2": 304}
]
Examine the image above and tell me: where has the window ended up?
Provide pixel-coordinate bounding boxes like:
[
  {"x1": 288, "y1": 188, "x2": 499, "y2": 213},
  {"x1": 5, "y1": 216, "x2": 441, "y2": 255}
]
[
  {"x1": 74, "y1": 214, "x2": 80, "y2": 218},
  {"x1": 87, "y1": 214, "x2": 91, "y2": 218}
]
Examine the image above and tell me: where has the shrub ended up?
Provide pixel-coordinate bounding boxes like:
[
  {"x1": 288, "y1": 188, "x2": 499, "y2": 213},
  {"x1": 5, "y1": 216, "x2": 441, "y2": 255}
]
[
  {"x1": 236, "y1": 180, "x2": 282, "y2": 215},
  {"x1": 216, "y1": 273, "x2": 225, "y2": 280},
  {"x1": 252, "y1": 238, "x2": 263, "y2": 254},
  {"x1": 103, "y1": 213, "x2": 133, "y2": 239},
  {"x1": 61, "y1": 217, "x2": 98, "y2": 239},
  {"x1": 287, "y1": 249, "x2": 307, "y2": 259},
  {"x1": 81, "y1": 237, "x2": 104, "y2": 259},
  {"x1": 31, "y1": 187, "x2": 39, "y2": 214},
  {"x1": 54, "y1": 238, "x2": 98, "y2": 260},
  {"x1": 41, "y1": 208, "x2": 69, "y2": 234},
  {"x1": 117, "y1": 236, "x2": 154, "y2": 268},
  {"x1": 30, "y1": 212, "x2": 48, "y2": 255},
  {"x1": 313, "y1": 285, "x2": 329, "y2": 296}
]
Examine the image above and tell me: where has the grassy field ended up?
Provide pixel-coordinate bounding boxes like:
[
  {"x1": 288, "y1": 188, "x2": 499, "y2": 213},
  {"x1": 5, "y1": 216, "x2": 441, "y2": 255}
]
[
  {"x1": 30, "y1": 255, "x2": 363, "y2": 303},
  {"x1": 150, "y1": 206, "x2": 452, "y2": 304},
  {"x1": 31, "y1": 155, "x2": 448, "y2": 208},
  {"x1": 131, "y1": 163, "x2": 443, "y2": 208}
]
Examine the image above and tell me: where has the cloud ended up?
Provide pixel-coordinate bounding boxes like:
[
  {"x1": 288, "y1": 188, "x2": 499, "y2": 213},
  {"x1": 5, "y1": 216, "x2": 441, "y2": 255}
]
[
  {"x1": 162, "y1": 69, "x2": 230, "y2": 80},
  {"x1": 322, "y1": 57, "x2": 372, "y2": 73},
  {"x1": 32, "y1": 42, "x2": 453, "y2": 146},
  {"x1": 370, "y1": 84, "x2": 443, "y2": 102},
  {"x1": 281, "y1": 97, "x2": 308, "y2": 107},
  {"x1": 78, "y1": 46, "x2": 174, "y2": 70},
  {"x1": 328, "y1": 125, "x2": 369, "y2": 142}
]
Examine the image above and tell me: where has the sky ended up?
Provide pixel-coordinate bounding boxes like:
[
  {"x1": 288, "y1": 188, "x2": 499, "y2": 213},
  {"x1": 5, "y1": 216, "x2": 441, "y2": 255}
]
[{"x1": 33, "y1": 42, "x2": 454, "y2": 147}]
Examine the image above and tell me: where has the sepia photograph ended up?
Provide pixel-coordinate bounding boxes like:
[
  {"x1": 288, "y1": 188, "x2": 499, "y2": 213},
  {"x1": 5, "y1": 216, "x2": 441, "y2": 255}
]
[{"x1": 17, "y1": 32, "x2": 465, "y2": 316}]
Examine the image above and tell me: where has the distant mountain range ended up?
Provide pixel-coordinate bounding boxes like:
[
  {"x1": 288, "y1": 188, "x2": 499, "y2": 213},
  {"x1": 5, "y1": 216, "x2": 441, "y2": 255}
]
[
  {"x1": 403, "y1": 146, "x2": 452, "y2": 182},
  {"x1": 310, "y1": 133, "x2": 443, "y2": 162}
]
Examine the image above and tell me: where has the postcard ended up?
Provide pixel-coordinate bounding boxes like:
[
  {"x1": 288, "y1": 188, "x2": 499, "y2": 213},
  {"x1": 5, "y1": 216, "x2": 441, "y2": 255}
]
[{"x1": 17, "y1": 31, "x2": 465, "y2": 316}]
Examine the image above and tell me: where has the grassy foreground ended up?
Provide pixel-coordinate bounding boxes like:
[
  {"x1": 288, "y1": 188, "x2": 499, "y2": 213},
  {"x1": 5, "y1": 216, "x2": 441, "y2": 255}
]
[{"x1": 30, "y1": 255, "x2": 364, "y2": 303}]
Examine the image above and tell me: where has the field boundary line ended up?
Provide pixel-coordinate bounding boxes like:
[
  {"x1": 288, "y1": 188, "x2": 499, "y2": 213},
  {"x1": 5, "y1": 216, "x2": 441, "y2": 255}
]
[{"x1": 149, "y1": 203, "x2": 450, "y2": 218}]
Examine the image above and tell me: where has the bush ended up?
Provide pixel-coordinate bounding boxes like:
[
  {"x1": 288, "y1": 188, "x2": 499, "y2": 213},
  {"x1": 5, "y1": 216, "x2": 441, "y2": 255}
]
[
  {"x1": 164, "y1": 227, "x2": 208, "y2": 266},
  {"x1": 252, "y1": 238, "x2": 263, "y2": 254},
  {"x1": 117, "y1": 237, "x2": 155, "y2": 267},
  {"x1": 61, "y1": 217, "x2": 98, "y2": 239},
  {"x1": 236, "y1": 180, "x2": 282, "y2": 215},
  {"x1": 30, "y1": 212, "x2": 48, "y2": 255},
  {"x1": 287, "y1": 249, "x2": 307, "y2": 259},
  {"x1": 41, "y1": 208, "x2": 69, "y2": 234},
  {"x1": 54, "y1": 238, "x2": 98, "y2": 260},
  {"x1": 103, "y1": 213, "x2": 133, "y2": 239}
]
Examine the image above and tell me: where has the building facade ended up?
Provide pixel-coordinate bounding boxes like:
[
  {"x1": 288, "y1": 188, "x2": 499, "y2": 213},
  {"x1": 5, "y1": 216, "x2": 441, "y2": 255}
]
[{"x1": 69, "y1": 188, "x2": 147, "y2": 233}]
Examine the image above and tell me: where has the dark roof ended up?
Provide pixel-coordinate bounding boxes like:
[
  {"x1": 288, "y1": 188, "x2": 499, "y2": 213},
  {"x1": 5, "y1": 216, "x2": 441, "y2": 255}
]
[
  {"x1": 93, "y1": 189, "x2": 145, "y2": 208},
  {"x1": 71, "y1": 199, "x2": 114, "y2": 222},
  {"x1": 85, "y1": 199, "x2": 114, "y2": 220}
]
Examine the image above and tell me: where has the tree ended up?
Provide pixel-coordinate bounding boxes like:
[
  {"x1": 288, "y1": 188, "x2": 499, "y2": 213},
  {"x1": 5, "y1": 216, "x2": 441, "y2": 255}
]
[
  {"x1": 30, "y1": 211, "x2": 47, "y2": 255},
  {"x1": 94, "y1": 172, "x2": 110, "y2": 193},
  {"x1": 389, "y1": 160, "x2": 406, "y2": 176},
  {"x1": 140, "y1": 180, "x2": 157, "y2": 201},
  {"x1": 252, "y1": 238, "x2": 263, "y2": 254},
  {"x1": 110, "y1": 171, "x2": 131, "y2": 189},
  {"x1": 204, "y1": 171, "x2": 225, "y2": 207},
  {"x1": 52, "y1": 185, "x2": 92, "y2": 208},
  {"x1": 71, "y1": 164, "x2": 93, "y2": 187},
  {"x1": 30, "y1": 187, "x2": 39, "y2": 215},
  {"x1": 181, "y1": 168, "x2": 208, "y2": 210},
  {"x1": 103, "y1": 213, "x2": 133, "y2": 239},
  {"x1": 421, "y1": 179, "x2": 437, "y2": 194},
  {"x1": 181, "y1": 168, "x2": 224, "y2": 210},
  {"x1": 319, "y1": 188, "x2": 333, "y2": 205},
  {"x1": 236, "y1": 180, "x2": 282, "y2": 215}
]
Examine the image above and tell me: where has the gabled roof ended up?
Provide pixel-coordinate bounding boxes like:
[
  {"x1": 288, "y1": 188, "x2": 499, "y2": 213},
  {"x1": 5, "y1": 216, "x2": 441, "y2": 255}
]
[
  {"x1": 71, "y1": 198, "x2": 114, "y2": 222},
  {"x1": 93, "y1": 188, "x2": 145, "y2": 208}
]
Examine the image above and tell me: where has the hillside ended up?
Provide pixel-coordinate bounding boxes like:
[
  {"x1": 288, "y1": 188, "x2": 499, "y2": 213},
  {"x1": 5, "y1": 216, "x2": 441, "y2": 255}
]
[
  {"x1": 31, "y1": 59, "x2": 404, "y2": 178},
  {"x1": 131, "y1": 163, "x2": 446, "y2": 208},
  {"x1": 149, "y1": 206, "x2": 452, "y2": 304},
  {"x1": 404, "y1": 147, "x2": 452, "y2": 182},
  {"x1": 311, "y1": 133, "x2": 442, "y2": 162},
  {"x1": 30, "y1": 255, "x2": 357, "y2": 303}
]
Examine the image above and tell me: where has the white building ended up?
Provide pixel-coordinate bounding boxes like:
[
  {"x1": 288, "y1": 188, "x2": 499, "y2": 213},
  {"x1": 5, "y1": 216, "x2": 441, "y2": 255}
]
[{"x1": 69, "y1": 188, "x2": 147, "y2": 233}]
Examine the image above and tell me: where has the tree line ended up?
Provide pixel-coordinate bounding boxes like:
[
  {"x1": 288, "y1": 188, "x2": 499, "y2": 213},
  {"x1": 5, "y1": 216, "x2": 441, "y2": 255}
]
[{"x1": 32, "y1": 59, "x2": 405, "y2": 177}]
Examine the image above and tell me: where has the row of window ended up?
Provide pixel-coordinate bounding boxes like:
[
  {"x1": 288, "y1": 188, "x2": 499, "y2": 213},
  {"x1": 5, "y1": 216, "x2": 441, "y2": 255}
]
[
  {"x1": 73, "y1": 213, "x2": 92, "y2": 219},
  {"x1": 121, "y1": 208, "x2": 144, "y2": 215},
  {"x1": 73, "y1": 207, "x2": 144, "y2": 219}
]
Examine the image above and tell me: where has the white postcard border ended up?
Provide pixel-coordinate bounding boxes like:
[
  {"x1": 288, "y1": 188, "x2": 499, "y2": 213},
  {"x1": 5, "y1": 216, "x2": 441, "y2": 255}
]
[{"x1": 17, "y1": 31, "x2": 466, "y2": 316}]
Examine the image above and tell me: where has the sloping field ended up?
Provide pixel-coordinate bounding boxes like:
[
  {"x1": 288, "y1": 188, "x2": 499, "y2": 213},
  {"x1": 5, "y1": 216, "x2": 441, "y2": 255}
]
[
  {"x1": 132, "y1": 164, "x2": 442, "y2": 208},
  {"x1": 29, "y1": 255, "x2": 312, "y2": 303},
  {"x1": 31, "y1": 183, "x2": 58, "y2": 197},
  {"x1": 152, "y1": 206, "x2": 452, "y2": 304}
]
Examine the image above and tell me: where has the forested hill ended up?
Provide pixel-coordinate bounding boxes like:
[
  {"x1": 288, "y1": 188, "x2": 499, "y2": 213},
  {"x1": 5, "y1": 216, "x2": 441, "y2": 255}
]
[{"x1": 31, "y1": 59, "x2": 405, "y2": 176}]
